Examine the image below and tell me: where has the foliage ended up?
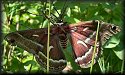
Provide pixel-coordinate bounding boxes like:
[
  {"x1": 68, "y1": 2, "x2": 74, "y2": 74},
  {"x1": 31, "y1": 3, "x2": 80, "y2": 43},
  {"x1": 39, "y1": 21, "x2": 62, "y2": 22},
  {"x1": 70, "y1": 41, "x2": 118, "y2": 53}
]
[{"x1": 1, "y1": 0, "x2": 124, "y2": 74}]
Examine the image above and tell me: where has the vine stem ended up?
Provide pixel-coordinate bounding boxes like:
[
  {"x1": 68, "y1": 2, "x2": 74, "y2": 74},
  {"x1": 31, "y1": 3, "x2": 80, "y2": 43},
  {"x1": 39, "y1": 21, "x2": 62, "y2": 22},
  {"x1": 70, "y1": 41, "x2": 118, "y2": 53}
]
[
  {"x1": 47, "y1": 0, "x2": 51, "y2": 73},
  {"x1": 90, "y1": 21, "x2": 100, "y2": 74}
]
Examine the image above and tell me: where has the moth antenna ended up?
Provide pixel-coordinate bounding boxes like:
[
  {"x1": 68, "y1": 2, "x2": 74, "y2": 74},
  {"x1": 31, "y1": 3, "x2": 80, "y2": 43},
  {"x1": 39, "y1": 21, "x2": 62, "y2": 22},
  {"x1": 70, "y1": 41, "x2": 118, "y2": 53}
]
[
  {"x1": 41, "y1": 1, "x2": 60, "y2": 25},
  {"x1": 51, "y1": 0, "x2": 68, "y2": 23},
  {"x1": 59, "y1": 0, "x2": 68, "y2": 21},
  {"x1": 41, "y1": 10, "x2": 55, "y2": 25},
  {"x1": 51, "y1": 3, "x2": 61, "y2": 23},
  {"x1": 50, "y1": 12, "x2": 59, "y2": 22},
  {"x1": 47, "y1": 0, "x2": 58, "y2": 23},
  {"x1": 50, "y1": 14, "x2": 58, "y2": 24},
  {"x1": 53, "y1": 5, "x2": 60, "y2": 17}
]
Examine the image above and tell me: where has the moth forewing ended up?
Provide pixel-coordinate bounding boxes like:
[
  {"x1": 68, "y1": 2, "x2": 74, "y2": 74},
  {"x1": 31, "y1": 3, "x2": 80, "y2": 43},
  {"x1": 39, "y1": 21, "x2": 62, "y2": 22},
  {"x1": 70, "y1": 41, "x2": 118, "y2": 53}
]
[
  {"x1": 4, "y1": 28, "x2": 67, "y2": 72},
  {"x1": 67, "y1": 20, "x2": 121, "y2": 70}
]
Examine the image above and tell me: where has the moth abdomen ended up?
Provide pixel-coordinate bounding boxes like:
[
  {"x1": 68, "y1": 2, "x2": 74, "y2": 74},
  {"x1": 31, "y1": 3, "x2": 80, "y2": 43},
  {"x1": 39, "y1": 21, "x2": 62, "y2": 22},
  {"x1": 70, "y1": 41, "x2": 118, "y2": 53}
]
[
  {"x1": 58, "y1": 33, "x2": 68, "y2": 49},
  {"x1": 60, "y1": 39, "x2": 68, "y2": 49}
]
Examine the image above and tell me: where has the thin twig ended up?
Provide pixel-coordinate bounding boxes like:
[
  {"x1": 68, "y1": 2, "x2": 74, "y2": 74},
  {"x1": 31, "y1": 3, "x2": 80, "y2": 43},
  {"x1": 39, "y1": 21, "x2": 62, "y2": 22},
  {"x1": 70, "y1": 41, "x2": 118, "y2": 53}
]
[
  {"x1": 47, "y1": 0, "x2": 51, "y2": 73},
  {"x1": 90, "y1": 20, "x2": 100, "y2": 74}
]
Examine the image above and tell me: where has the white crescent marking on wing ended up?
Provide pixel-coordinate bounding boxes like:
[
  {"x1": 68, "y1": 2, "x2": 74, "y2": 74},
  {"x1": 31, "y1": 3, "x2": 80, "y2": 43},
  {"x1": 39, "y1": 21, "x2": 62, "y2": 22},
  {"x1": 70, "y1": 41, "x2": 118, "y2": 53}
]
[
  {"x1": 77, "y1": 40, "x2": 88, "y2": 48},
  {"x1": 49, "y1": 46, "x2": 54, "y2": 51},
  {"x1": 84, "y1": 38, "x2": 91, "y2": 44},
  {"x1": 71, "y1": 30, "x2": 75, "y2": 32},
  {"x1": 32, "y1": 34, "x2": 39, "y2": 37},
  {"x1": 84, "y1": 31, "x2": 96, "y2": 44},
  {"x1": 90, "y1": 31, "x2": 96, "y2": 38},
  {"x1": 39, "y1": 45, "x2": 66, "y2": 63},
  {"x1": 38, "y1": 51, "x2": 66, "y2": 63},
  {"x1": 75, "y1": 46, "x2": 93, "y2": 62},
  {"x1": 79, "y1": 59, "x2": 96, "y2": 68},
  {"x1": 83, "y1": 27, "x2": 88, "y2": 31}
]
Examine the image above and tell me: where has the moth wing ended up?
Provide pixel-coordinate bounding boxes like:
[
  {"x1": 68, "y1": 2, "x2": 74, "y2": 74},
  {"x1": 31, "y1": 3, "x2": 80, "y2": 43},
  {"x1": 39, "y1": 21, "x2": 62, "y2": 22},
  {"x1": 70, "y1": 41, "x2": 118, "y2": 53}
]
[
  {"x1": 69, "y1": 21, "x2": 100, "y2": 68},
  {"x1": 5, "y1": 28, "x2": 67, "y2": 72}
]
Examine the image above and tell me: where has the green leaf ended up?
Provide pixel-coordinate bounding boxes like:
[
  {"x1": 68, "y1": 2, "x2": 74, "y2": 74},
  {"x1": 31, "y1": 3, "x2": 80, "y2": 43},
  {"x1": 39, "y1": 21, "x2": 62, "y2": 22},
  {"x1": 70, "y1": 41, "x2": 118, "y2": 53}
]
[
  {"x1": 2, "y1": 58, "x2": 7, "y2": 66},
  {"x1": 42, "y1": 19, "x2": 49, "y2": 28},
  {"x1": 103, "y1": 35, "x2": 120, "y2": 48},
  {"x1": 24, "y1": 60, "x2": 36, "y2": 66},
  {"x1": 66, "y1": 8, "x2": 71, "y2": 17},
  {"x1": 10, "y1": 57, "x2": 25, "y2": 72},
  {"x1": 113, "y1": 49, "x2": 123, "y2": 60},
  {"x1": 27, "y1": 8, "x2": 38, "y2": 14},
  {"x1": 112, "y1": 44, "x2": 124, "y2": 60},
  {"x1": 64, "y1": 16, "x2": 80, "y2": 23},
  {"x1": 62, "y1": 40, "x2": 81, "y2": 71}
]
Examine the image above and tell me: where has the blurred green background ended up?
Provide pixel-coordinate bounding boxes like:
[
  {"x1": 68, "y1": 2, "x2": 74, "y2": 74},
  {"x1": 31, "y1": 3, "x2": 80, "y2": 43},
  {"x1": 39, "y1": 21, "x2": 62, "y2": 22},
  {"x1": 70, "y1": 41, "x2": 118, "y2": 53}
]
[{"x1": 1, "y1": 0, "x2": 124, "y2": 74}]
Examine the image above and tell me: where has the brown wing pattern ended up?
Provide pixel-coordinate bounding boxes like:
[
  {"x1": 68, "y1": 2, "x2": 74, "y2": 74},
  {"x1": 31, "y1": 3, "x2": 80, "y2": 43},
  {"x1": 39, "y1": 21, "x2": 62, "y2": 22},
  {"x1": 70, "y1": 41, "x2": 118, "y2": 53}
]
[
  {"x1": 69, "y1": 21, "x2": 100, "y2": 68},
  {"x1": 69, "y1": 20, "x2": 120, "y2": 68},
  {"x1": 5, "y1": 28, "x2": 67, "y2": 72}
]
